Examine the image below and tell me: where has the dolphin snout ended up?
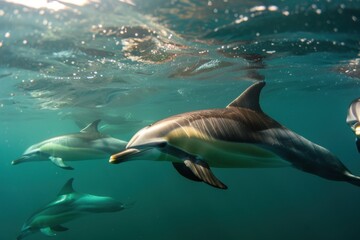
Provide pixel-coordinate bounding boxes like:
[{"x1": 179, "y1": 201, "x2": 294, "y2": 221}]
[
  {"x1": 12, "y1": 156, "x2": 27, "y2": 165},
  {"x1": 11, "y1": 160, "x2": 19, "y2": 165},
  {"x1": 109, "y1": 148, "x2": 140, "y2": 164}
]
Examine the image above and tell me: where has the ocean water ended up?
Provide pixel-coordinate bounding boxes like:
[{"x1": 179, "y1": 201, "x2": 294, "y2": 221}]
[{"x1": 1, "y1": 0, "x2": 360, "y2": 239}]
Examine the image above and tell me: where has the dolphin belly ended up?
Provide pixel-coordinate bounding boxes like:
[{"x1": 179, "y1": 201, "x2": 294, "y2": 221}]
[{"x1": 166, "y1": 134, "x2": 290, "y2": 168}]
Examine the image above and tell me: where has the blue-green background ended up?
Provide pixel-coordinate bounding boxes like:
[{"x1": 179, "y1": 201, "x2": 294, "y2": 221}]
[{"x1": 1, "y1": 0, "x2": 360, "y2": 239}]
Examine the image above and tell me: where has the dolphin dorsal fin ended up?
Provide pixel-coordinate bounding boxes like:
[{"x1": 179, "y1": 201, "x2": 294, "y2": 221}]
[
  {"x1": 226, "y1": 81, "x2": 265, "y2": 112},
  {"x1": 80, "y1": 119, "x2": 101, "y2": 133},
  {"x1": 58, "y1": 178, "x2": 75, "y2": 196}
]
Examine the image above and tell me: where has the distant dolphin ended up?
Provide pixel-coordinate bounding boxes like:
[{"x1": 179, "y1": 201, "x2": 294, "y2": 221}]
[
  {"x1": 346, "y1": 97, "x2": 360, "y2": 152},
  {"x1": 17, "y1": 178, "x2": 131, "y2": 240},
  {"x1": 110, "y1": 82, "x2": 360, "y2": 189},
  {"x1": 0, "y1": 72, "x2": 12, "y2": 79},
  {"x1": 12, "y1": 120, "x2": 127, "y2": 169}
]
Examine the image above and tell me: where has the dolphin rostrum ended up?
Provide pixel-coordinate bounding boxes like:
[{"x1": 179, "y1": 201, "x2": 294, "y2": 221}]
[
  {"x1": 12, "y1": 120, "x2": 127, "y2": 169},
  {"x1": 346, "y1": 97, "x2": 360, "y2": 153},
  {"x1": 17, "y1": 178, "x2": 131, "y2": 240},
  {"x1": 110, "y1": 81, "x2": 360, "y2": 189}
]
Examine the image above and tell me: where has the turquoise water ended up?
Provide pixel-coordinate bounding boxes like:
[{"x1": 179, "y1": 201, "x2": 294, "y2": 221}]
[{"x1": 1, "y1": 0, "x2": 360, "y2": 239}]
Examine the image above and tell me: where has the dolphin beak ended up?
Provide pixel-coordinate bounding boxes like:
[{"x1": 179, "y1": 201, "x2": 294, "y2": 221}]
[
  {"x1": 17, "y1": 227, "x2": 33, "y2": 240},
  {"x1": 109, "y1": 148, "x2": 141, "y2": 164},
  {"x1": 11, "y1": 156, "x2": 27, "y2": 165}
]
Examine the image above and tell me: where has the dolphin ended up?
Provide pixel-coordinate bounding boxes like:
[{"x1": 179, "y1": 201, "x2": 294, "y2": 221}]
[
  {"x1": 12, "y1": 120, "x2": 127, "y2": 169},
  {"x1": 110, "y1": 81, "x2": 360, "y2": 189},
  {"x1": 17, "y1": 178, "x2": 130, "y2": 240},
  {"x1": 346, "y1": 97, "x2": 360, "y2": 153}
]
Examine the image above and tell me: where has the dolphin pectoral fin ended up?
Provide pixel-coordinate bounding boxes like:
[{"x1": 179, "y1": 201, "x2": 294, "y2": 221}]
[
  {"x1": 49, "y1": 156, "x2": 74, "y2": 170},
  {"x1": 183, "y1": 159, "x2": 228, "y2": 189},
  {"x1": 40, "y1": 227, "x2": 56, "y2": 236},
  {"x1": 356, "y1": 138, "x2": 360, "y2": 153},
  {"x1": 172, "y1": 162, "x2": 202, "y2": 182},
  {"x1": 52, "y1": 225, "x2": 69, "y2": 232}
]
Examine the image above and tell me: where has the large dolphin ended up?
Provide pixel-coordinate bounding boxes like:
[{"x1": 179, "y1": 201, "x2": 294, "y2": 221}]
[
  {"x1": 110, "y1": 81, "x2": 360, "y2": 189},
  {"x1": 17, "y1": 178, "x2": 130, "y2": 240},
  {"x1": 12, "y1": 120, "x2": 127, "y2": 169},
  {"x1": 346, "y1": 97, "x2": 360, "y2": 153}
]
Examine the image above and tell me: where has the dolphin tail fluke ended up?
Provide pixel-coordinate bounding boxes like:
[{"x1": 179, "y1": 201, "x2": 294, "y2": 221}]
[{"x1": 345, "y1": 172, "x2": 360, "y2": 187}]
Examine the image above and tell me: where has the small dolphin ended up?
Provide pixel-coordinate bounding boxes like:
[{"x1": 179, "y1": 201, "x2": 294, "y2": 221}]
[
  {"x1": 110, "y1": 82, "x2": 360, "y2": 189},
  {"x1": 346, "y1": 97, "x2": 360, "y2": 153},
  {"x1": 17, "y1": 178, "x2": 130, "y2": 240},
  {"x1": 12, "y1": 120, "x2": 127, "y2": 169}
]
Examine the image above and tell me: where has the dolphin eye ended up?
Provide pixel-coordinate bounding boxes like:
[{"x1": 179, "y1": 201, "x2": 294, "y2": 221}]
[{"x1": 157, "y1": 142, "x2": 167, "y2": 148}]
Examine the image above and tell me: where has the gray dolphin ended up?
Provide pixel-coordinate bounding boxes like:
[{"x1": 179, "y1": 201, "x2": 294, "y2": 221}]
[
  {"x1": 12, "y1": 120, "x2": 127, "y2": 169},
  {"x1": 17, "y1": 178, "x2": 130, "y2": 240},
  {"x1": 110, "y1": 81, "x2": 360, "y2": 189},
  {"x1": 346, "y1": 97, "x2": 360, "y2": 153}
]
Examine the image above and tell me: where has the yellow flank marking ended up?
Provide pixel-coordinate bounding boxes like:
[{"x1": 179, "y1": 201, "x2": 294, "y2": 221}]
[
  {"x1": 167, "y1": 126, "x2": 211, "y2": 141},
  {"x1": 166, "y1": 127, "x2": 289, "y2": 168}
]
